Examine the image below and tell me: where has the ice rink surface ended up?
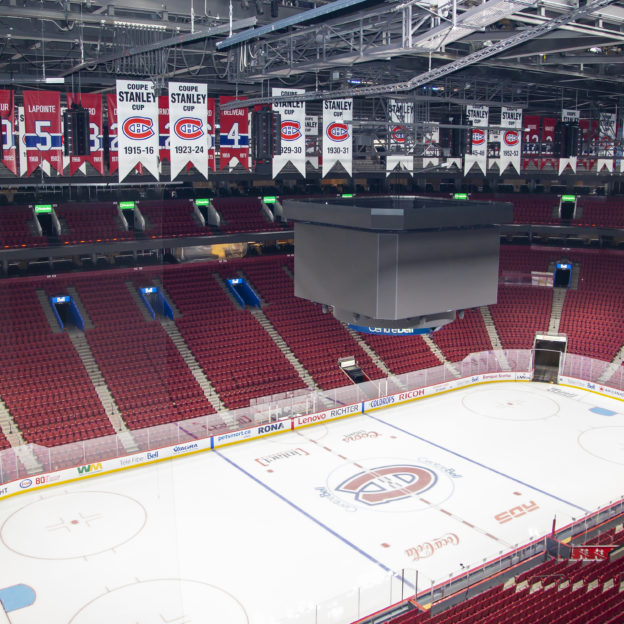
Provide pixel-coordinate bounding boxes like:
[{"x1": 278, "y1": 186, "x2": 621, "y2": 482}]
[{"x1": 1, "y1": 381, "x2": 624, "y2": 624}]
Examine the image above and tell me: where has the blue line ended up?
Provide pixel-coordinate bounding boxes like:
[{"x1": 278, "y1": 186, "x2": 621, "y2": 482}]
[
  {"x1": 365, "y1": 411, "x2": 589, "y2": 514},
  {"x1": 177, "y1": 423, "x2": 198, "y2": 440},
  {"x1": 215, "y1": 449, "x2": 414, "y2": 589}
]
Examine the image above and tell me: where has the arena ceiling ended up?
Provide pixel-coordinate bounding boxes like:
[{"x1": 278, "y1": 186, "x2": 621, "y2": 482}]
[{"x1": 0, "y1": 0, "x2": 623, "y2": 114}]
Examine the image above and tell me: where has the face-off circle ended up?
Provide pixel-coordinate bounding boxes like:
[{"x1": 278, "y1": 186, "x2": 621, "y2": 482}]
[
  {"x1": 462, "y1": 388, "x2": 559, "y2": 421},
  {"x1": 326, "y1": 457, "x2": 455, "y2": 513},
  {"x1": 1, "y1": 491, "x2": 146, "y2": 560},
  {"x1": 578, "y1": 426, "x2": 624, "y2": 465},
  {"x1": 68, "y1": 579, "x2": 249, "y2": 624}
]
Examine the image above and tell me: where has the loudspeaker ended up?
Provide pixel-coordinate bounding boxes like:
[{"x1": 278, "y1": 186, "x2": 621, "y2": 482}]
[
  {"x1": 63, "y1": 105, "x2": 90, "y2": 156},
  {"x1": 252, "y1": 108, "x2": 281, "y2": 162}
]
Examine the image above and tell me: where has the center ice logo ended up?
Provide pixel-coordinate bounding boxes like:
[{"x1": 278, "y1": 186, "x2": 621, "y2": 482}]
[
  {"x1": 122, "y1": 117, "x2": 154, "y2": 140},
  {"x1": 336, "y1": 464, "x2": 436, "y2": 506}
]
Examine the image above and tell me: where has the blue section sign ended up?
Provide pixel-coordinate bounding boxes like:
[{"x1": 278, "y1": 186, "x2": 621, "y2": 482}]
[{"x1": 348, "y1": 325, "x2": 433, "y2": 336}]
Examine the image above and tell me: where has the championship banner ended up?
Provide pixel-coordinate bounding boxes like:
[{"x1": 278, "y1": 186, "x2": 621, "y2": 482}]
[
  {"x1": 107, "y1": 94, "x2": 119, "y2": 174},
  {"x1": 272, "y1": 87, "x2": 306, "y2": 178},
  {"x1": 169, "y1": 82, "x2": 209, "y2": 180},
  {"x1": 499, "y1": 106, "x2": 522, "y2": 174},
  {"x1": 541, "y1": 117, "x2": 557, "y2": 170},
  {"x1": 523, "y1": 115, "x2": 540, "y2": 169},
  {"x1": 23, "y1": 91, "x2": 63, "y2": 176},
  {"x1": 116, "y1": 79, "x2": 159, "y2": 181},
  {"x1": 422, "y1": 122, "x2": 439, "y2": 170},
  {"x1": 66, "y1": 93, "x2": 104, "y2": 176},
  {"x1": 219, "y1": 96, "x2": 249, "y2": 170},
  {"x1": 597, "y1": 112, "x2": 616, "y2": 172},
  {"x1": 305, "y1": 115, "x2": 319, "y2": 168},
  {"x1": 0, "y1": 90, "x2": 17, "y2": 175},
  {"x1": 322, "y1": 98, "x2": 352, "y2": 177},
  {"x1": 387, "y1": 99, "x2": 414, "y2": 174},
  {"x1": 207, "y1": 98, "x2": 216, "y2": 172},
  {"x1": 158, "y1": 95, "x2": 170, "y2": 164},
  {"x1": 464, "y1": 105, "x2": 488, "y2": 174}
]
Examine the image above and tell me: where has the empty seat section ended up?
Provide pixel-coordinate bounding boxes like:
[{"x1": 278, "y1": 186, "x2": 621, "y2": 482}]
[
  {"x1": 66, "y1": 274, "x2": 218, "y2": 430},
  {"x1": 212, "y1": 197, "x2": 280, "y2": 233},
  {"x1": 0, "y1": 281, "x2": 113, "y2": 446},
  {"x1": 359, "y1": 333, "x2": 440, "y2": 375},
  {"x1": 575, "y1": 197, "x2": 624, "y2": 229},
  {"x1": 56, "y1": 202, "x2": 133, "y2": 244},
  {"x1": 489, "y1": 286, "x2": 552, "y2": 350},
  {"x1": 139, "y1": 199, "x2": 211, "y2": 238},
  {"x1": 433, "y1": 308, "x2": 491, "y2": 362},
  {"x1": 0, "y1": 205, "x2": 47, "y2": 248},
  {"x1": 162, "y1": 262, "x2": 306, "y2": 408},
  {"x1": 224, "y1": 256, "x2": 385, "y2": 389}
]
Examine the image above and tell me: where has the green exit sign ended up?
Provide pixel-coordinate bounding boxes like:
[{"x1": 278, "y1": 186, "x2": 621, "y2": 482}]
[
  {"x1": 195, "y1": 198, "x2": 211, "y2": 206},
  {"x1": 34, "y1": 204, "x2": 53, "y2": 213},
  {"x1": 262, "y1": 196, "x2": 277, "y2": 204},
  {"x1": 453, "y1": 193, "x2": 469, "y2": 200},
  {"x1": 561, "y1": 195, "x2": 576, "y2": 202},
  {"x1": 119, "y1": 201, "x2": 135, "y2": 210}
]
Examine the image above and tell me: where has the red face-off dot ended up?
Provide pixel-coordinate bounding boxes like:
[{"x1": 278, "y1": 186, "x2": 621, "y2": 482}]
[{"x1": 71, "y1": 520, "x2": 79, "y2": 525}]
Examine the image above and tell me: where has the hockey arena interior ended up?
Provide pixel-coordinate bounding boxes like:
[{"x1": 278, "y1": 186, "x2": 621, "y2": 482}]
[{"x1": 1, "y1": 0, "x2": 624, "y2": 622}]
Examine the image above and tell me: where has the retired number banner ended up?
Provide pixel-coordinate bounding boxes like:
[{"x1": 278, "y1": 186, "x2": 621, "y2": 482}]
[
  {"x1": 322, "y1": 98, "x2": 352, "y2": 177},
  {"x1": 219, "y1": 96, "x2": 249, "y2": 170},
  {"x1": 116, "y1": 79, "x2": 159, "y2": 181},
  {"x1": 23, "y1": 91, "x2": 63, "y2": 176},
  {"x1": 523, "y1": 115, "x2": 540, "y2": 169},
  {"x1": 464, "y1": 105, "x2": 488, "y2": 174},
  {"x1": 158, "y1": 95, "x2": 170, "y2": 164},
  {"x1": 0, "y1": 90, "x2": 17, "y2": 175},
  {"x1": 66, "y1": 93, "x2": 104, "y2": 176},
  {"x1": 169, "y1": 82, "x2": 209, "y2": 180},
  {"x1": 499, "y1": 106, "x2": 522, "y2": 175},
  {"x1": 272, "y1": 87, "x2": 306, "y2": 178},
  {"x1": 207, "y1": 98, "x2": 216, "y2": 172}
]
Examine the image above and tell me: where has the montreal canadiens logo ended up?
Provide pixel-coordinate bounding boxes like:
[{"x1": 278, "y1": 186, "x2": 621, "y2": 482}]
[
  {"x1": 503, "y1": 130, "x2": 519, "y2": 147},
  {"x1": 391, "y1": 125, "x2": 405, "y2": 143},
  {"x1": 174, "y1": 117, "x2": 203, "y2": 140},
  {"x1": 471, "y1": 128, "x2": 485, "y2": 145},
  {"x1": 281, "y1": 120, "x2": 301, "y2": 141},
  {"x1": 327, "y1": 121, "x2": 349, "y2": 142},
  {"x1": 336, "y1": 465, "x2": 436, "y2": 506},
  {"x1": 122, "y1": 117, "x2": 154, "y2": 140}
]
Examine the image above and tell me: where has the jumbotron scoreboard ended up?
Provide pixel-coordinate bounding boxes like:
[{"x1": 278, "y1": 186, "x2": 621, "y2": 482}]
[{"x1": 283, "y1": 196, "x2": 513, "y2": 334}]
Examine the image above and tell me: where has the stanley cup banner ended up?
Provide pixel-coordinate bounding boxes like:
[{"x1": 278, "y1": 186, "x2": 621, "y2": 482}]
[
  {"x1": 597, "y1": 112, "x2": 616, "y2": 173},
  {"x1": 421, "y1": 122, "x2": 440, "y2": 170},
  {"x1": 23, "y1": 91, "x2": 63, "y2": 176},
  {"x1": 66, "y1": 93, "x2": 104, "y2": 176},
  {"x1": 169, "y1": 82, "x2": 209, "y2": 180},
  {"x1": 272, "y1": 87, "x2": 306, "y2": 178},
  {"x1": 464, "y1": 105, "x2": 488, "y2": 174},
  {"x1": 387, "y1": 99, "x2": 414, "y2": 174},
  {"x1": 322, "y1": 98, "x2": 352, "y2": 177},
  {"x1": 0, "y1": 90, "x2": 17, "y2": 175},
  {"x1": 219, "y1": 96, "x2": 249, "y2": 170},
  {"x1": 116, "y1": 79, "x2": 159, "y2": 181},
  {"x1": 158, "y1": 95, "x2": 170, "y2": 164},
  {"x1": 523, "y1": 115, "x2": 540, "y2": 169},
  {"x1": 499, "y1": 106, "x2": 522, "y2": 174},
  {"x1": 305, "y1": 115, "x2": 319, "y2": 168}
]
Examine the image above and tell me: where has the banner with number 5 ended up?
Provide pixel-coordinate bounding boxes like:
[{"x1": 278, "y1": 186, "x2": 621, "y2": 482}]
[
  {"x1": 23, "y1": 91, "x2": 63, "y2": 176},
  {"x1": 66, "y1": 93, "x2": 104, "y2": 176},
  {"x1": 219, "y1": 95, "x2": 249, "y2": 171},
  {"x1": 0, "y1": 90, "x2": 17, "y2": 175}
]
